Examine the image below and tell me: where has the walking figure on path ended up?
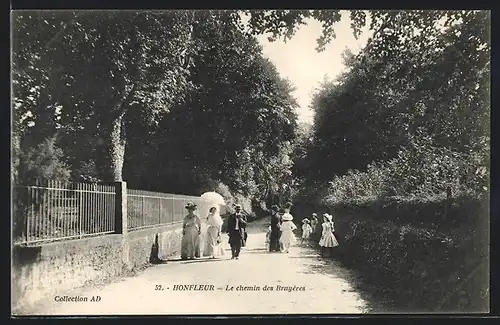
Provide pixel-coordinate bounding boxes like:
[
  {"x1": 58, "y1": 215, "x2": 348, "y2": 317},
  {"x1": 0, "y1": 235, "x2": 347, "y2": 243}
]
[
  {"x1": 268, "y1": 205, "x2": 281, "y2": 252},
  {"x1": 227, "y1": 204, "x2": 247, "y2": 259},
  {"x1": 301, "y1": 218, "x2": 313, "y2": 244},
  {"x1": 203, "y1": 206, "x2": 225, "y2": 259},
  {"x1": 310, "y1": 213, "x2": 319, "y2": 240},
  {"x1": 181, "y1": 202, "x2": 201, "y2": 260},
  {"x1": 319, "y1": 213, "x2": 339, "y2": 257},
  {"x1": 279, "y1": 202, "x2": 297, "y2": 253},
  {"x1": 312, "y1": 213, "x2": 322, "y2": 242}
]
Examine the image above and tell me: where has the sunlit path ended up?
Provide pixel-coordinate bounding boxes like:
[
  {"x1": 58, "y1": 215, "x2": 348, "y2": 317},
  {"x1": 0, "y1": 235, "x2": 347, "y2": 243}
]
[{"x1": 34, "y1": 219, "x2": 374, "y2": 315}]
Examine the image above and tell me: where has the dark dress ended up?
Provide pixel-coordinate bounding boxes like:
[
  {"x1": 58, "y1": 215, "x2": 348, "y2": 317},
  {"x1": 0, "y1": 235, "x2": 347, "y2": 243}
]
[
  {"x1": 226, "y1": 212, "x2": 247, "y2": 258},
  {"x1": 269, "y1": 212, "x2": 281, "y2": 252},
  {"x1": 314, "y1": 219, "x2": 322, "y2": 241}
]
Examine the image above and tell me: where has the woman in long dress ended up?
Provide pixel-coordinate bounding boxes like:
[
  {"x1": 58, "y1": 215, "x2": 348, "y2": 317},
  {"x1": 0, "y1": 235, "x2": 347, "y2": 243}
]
[
  {"x1": 181, "y1": 202, "x2": 202, "y2": 260},
  {"x1": 319, "y1": 213, "x2": 339, "y2": 257},
  {"x1": 203, "y1": 206, "x2": 225, "y2": 259},
  {"x1": 279, "y1": 213, "x2": 297, "y2": 253}
]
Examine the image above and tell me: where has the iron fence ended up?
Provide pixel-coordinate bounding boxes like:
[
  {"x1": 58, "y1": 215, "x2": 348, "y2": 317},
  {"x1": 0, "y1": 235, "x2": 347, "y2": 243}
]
[
  {"x1": 12, "y1": 179, "x2": 215, "y2": 244},
  {"x1": 13, "y1": 180, "x2": 116, "y2": 245},
  {"x1": 127, "y1": 189, "x2": 211, "y2": 230}
]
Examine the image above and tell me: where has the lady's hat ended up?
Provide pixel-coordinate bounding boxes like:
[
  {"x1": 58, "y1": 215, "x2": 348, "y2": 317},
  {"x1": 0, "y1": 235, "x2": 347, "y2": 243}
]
[
  {"x1": 302, "y1": 218, "x2": 310, "y2": 223},
  {"x1": 325, "y1": 214, "x2": 333, "y2": 221},
  {"x1": 185, "y1": 201, "x2": 197, "y2": 210},
  {"x1": 312, "y1": 212, "x2": 317, "y2": 217},
  {"x1": 282, "y1": 213, "x2": 293, "y2": 221}
]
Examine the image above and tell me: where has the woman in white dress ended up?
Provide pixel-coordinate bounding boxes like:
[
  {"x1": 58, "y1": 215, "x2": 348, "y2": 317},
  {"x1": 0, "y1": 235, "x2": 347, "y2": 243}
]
[
  {"x1": 279, "y1": 213, "x2": 297, "y2": 253},
  {"x1": 319, "y1": 213, "x2": 339, "y2": 257},
  {"x1": 203, "y1": 206, "x2": 225, "y2": 259}
]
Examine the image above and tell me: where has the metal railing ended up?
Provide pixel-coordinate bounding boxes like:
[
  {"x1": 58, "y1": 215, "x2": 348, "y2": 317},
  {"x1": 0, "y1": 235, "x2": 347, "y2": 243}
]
[
  {"x1": 13, "y1": 180, "x2": 116, "y2": 246},
  {"x1": 12, "y1": 180, "x2": 215, "y2": 244},
  {"x1": 127, "y1": 189, "x2": 211, "y2": 230}
]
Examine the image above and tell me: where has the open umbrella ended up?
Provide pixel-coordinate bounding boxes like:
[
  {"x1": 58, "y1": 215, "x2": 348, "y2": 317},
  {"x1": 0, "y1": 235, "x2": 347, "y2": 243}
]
[{"x1": 200, "y1": 192, "x2": 226, "y2": 205}]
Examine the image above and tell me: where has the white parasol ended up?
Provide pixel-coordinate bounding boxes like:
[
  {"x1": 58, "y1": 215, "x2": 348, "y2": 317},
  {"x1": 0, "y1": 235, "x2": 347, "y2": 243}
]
[{"x1": 200, "y1": 191, "x2": 226, "y2": 206}]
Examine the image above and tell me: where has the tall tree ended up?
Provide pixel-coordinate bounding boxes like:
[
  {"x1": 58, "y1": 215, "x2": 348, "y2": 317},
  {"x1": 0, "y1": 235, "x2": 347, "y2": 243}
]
[
  {"x1": 125, "y1": 11, "x2": 298, "y2": 197},
  {"x1": 304, "y1": 10, "x2": 489, "y2": 182},
  {"x1": 12, "y1": 11, "x2": 198, "y2": 181}
]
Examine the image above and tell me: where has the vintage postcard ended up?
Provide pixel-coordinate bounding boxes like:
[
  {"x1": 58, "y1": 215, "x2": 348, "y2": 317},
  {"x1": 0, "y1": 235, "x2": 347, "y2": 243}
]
[{"x1": 11, "y1": 9, "x2": 490, "y2": 316}]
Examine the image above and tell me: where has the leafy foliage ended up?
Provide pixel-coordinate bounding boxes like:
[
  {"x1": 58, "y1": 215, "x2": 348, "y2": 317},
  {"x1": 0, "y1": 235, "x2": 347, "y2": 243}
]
[
  {"x1": 328, "y1": 200, "x2": 489, "y2": 312},
  {"x1": 123, "y1": 11, "x2": 299, "y2": 204},
  {"x1": 12, "y1": 11, "x2": 197, "y2": 181},
  {"x1": 298, "y1": 10, "x2": 489, "y2": 190},
  {"x1": 322, "y1": 132, "x2": 489, "y2": 206},
  {"x1": 287, "y1": 10, "x2": 490, "y2": 313},
  {"x1": 15, "y1": 136, "x2": 71, "y2": 185},
  {"x1": 241, "y1": 10, "x2": 482, "y2": 52}
]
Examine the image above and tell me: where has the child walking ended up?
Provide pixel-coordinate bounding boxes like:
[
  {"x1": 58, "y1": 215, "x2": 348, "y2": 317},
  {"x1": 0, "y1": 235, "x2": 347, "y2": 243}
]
[
  {"x1": 279, "y1": 213, "x2": 297, "y2": 253},
  {"x1": 301, "y1": 218, "x2": 313, "y2": 244},
  {"x1": 319, "y1": 213, "x2": 339, "y2": 257}
]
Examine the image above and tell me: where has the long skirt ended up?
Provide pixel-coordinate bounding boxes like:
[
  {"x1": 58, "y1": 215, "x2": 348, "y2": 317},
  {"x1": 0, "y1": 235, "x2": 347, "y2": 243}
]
[
  {"x1": 314, "y1": 224, "x2": 322, "y2": 241},
  {"x1": 181, "y1": 226, "x2": 201, "y2": 259},
  {"x1": 203, "y1": 226, "x2": 225, "y2": 257},
  {"x1": 269, "y1": 227, "x2": 280, "y2": 251},
  {"x1": 319, "y1": 232, "x2": 339, "y2": 248}
]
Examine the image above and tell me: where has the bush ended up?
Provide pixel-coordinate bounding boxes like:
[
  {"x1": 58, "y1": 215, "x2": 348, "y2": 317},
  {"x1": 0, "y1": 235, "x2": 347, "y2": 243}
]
[
  {"x1": 328, "y1": 194, "x2": 488, "y2": 228},
  {"x1": 13, "y1": 135, "x2": 72, "y2": 242},
  {"x1": 322, "y1": 135, "x2": 489, "y2": 207},
  {"x1": 15, "y1": 135, "x2": 71, "y2": 185},
  {"x1": 72, "y1": 160, "x2": 101, "y2": 183},
  {"x1": 326, "y1": 197, "x2": 489, "y2": 312}
]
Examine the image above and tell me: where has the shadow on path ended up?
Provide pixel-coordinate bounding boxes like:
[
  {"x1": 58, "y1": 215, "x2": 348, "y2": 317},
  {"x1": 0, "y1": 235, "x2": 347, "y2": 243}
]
[
  {"x1": 243, "y1": 218, "x2": 395, "y2": 313},
  {"x1": 290, "y1": 245, "x2": 395, "y2": 313},
  {"x1": 165, "y1": 256, "x2": 232, "y2": 264}
]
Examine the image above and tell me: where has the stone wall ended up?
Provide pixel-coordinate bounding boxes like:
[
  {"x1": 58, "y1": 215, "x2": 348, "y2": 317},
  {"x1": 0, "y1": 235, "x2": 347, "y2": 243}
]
[{"x1": 12, "y1": 222, "x2": 189, "y2": 315}]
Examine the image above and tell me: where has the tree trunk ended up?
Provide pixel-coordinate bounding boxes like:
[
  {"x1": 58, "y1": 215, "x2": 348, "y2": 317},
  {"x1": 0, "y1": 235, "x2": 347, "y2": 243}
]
[
  {"x1": 96, "y1": 85, "x2": 136, "y2": 182},
  {"x1": 11, "y1": 133, "x2": 21, "y2": 184},
  {"x1": 98, "y1": 113, "x2": 126, "y2": 182}
]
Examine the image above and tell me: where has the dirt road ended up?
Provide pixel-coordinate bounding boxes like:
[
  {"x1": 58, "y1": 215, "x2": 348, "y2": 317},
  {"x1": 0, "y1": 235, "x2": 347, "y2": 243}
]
[{"x1": 32, "y1": 218, "x2": 379, "y2": 315}]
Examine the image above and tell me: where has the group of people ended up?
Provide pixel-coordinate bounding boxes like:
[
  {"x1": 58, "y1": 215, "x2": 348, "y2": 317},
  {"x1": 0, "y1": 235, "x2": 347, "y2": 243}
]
[
  {"x1": 180, "y1": 201, "x2": 247, "y2": 261},
  {"x1": 179, "y1": 200, "x2": 340, "y2": 261},
  {"x1": 266, "y1": 202, "x2": 298, "y2": 253},
  {"x1": 266, "y1": 205, "x2": 339, "y2": 257}
]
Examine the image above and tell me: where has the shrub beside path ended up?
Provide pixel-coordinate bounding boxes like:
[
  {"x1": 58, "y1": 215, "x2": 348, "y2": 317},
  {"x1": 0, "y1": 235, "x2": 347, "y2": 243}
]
[{"x1": 33, "y1": 218, "x2": 383, "y2": 315}]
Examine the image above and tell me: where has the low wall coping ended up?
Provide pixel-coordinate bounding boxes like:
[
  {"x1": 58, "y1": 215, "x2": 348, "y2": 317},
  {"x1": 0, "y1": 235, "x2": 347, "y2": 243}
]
[
  {"x1": 12, "y1": 234, "x2": 124, "y2": 265},
  {"x1": 12, "y1": 222, "x2": 186, "y2": 267},
  {"x1": 125, "y1": 222, "x2": 183, "y2": 240},
  {"x1": 13, "y1": 222, "x2": 185, "y2": 264}
]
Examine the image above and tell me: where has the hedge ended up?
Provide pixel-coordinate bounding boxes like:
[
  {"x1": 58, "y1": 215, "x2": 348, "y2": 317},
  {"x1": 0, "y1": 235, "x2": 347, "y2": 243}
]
[{"x1": 293, "y1": 195, "x2": 489, "y2": 312}]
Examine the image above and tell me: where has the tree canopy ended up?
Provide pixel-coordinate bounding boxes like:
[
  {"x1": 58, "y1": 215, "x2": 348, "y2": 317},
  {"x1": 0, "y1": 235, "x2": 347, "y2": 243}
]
[{"x1": 12, "y1": 9, "x2": 490, "y2": 208}]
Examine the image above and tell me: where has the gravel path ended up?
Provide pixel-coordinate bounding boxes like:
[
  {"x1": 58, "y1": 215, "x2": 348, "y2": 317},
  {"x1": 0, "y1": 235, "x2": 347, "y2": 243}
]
[{"x1": 32, "y1": 218, "x2": 378, "y2": 315}]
